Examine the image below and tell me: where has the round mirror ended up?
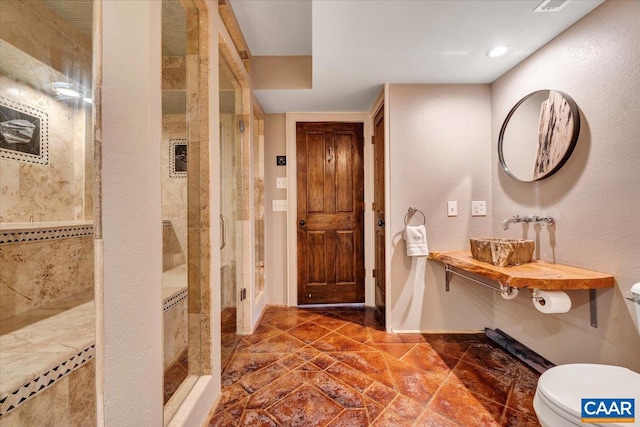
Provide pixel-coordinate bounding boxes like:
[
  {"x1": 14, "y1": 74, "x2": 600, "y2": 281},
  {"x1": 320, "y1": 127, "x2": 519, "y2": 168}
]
[{"x1": 498, "y1": 90, "x2": 580, "y2": 182}]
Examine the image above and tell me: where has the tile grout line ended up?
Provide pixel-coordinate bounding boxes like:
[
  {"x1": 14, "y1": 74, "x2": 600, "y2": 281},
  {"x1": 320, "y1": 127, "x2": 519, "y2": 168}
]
[
  {"x1": 500, "y1": 380, "x2": 517, "y2": 424},
  {"x1": 421, "y1": 346, "x2": 469, "y2": 427}
]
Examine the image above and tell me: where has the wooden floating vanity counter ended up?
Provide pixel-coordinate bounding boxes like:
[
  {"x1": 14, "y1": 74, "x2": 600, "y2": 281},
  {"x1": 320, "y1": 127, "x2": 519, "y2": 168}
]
[{"x1": 428, "y1": 251, "x2": 615, "y2": 290}]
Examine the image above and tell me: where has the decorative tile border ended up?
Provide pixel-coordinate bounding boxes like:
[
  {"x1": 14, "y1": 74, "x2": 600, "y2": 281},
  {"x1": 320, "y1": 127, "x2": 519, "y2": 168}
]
[
  {"x1": 0, "y1": 344, "x2": 95, "y2": 417},
  {"x1": 169, "y1": 138, "x2": 187, "y2": 178},
  {"x1": 0, "y1": 225, "x2": 94, "y2": 244},
  {"x1": 0, "y1": 96, "x2": 49, "y2": 166},
  {"x1": 164, "y1": 288, "x2": 188, "y2": 312}
]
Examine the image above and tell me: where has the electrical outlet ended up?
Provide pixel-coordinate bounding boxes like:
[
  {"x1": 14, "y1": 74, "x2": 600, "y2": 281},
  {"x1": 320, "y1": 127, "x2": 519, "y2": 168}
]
[
  {"x1": 447, "y1": 201, "x2": 457, "y2": 217},
  {"x1": 272, "y1": 200, "x2": 287, "y2": 211},
  {"x1": 472, "y1": 200, "x2": 487, "y2": 216}
]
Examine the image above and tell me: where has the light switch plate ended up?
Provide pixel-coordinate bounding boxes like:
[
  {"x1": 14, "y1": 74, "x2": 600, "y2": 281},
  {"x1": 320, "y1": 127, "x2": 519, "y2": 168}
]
[
  {"x1": 447, "y1": 201, "x2": 457, "y2": 217},
  {"x1": 276, "y1": 177, "x2": 287, "y2": 189},
  {"x1": 472, "y1": 201, "x2": 487, "y2": 216},
  {"x1": 272, "y1": 200, "x2": 287, "y2": 211}
]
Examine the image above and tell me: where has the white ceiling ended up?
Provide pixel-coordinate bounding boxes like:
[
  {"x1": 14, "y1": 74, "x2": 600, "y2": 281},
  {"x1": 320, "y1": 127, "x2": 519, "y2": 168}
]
[{"x1": 229, "y1": 0, "x2": 605, "y2": 113}]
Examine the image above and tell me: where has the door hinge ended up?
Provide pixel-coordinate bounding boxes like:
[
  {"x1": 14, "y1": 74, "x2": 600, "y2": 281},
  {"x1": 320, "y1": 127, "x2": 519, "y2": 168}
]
[
  {"x1": 371, "y1": 135, "x2": 375, "y2": 145},
  {"x1": 240, "y1": 288, "x2": 247, "y2": 301},
  {"x1": 372, "y1": 268, "x2": 376, "y2": 278}
]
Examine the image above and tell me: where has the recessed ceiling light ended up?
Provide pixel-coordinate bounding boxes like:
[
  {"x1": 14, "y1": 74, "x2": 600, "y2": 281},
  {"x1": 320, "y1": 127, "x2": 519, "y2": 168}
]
[
  {"x1": 487, "y1": 46, "x2": 508, "y2": 58},
  {"x1": 52, "y1": 82, "x2": 83, "y2": 98}
]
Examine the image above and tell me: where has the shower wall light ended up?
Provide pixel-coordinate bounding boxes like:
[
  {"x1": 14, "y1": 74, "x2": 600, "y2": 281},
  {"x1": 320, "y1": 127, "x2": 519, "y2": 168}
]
[
  {"x1": 51, "y1": 82, "x2": 93, "y2": 104},
  {"x1": 51, "y1": 82, "x2": 83, "y2": 98}
]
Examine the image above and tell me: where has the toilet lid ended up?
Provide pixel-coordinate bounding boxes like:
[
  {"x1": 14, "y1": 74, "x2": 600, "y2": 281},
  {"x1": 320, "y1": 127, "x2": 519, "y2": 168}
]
[{"x1": 537, "y1": 364, "x2": 640, "y2": 424}]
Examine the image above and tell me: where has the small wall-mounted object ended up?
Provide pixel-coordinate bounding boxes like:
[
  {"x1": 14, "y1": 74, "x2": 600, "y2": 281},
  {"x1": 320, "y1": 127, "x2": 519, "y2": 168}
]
[
  {"x1": 502, "y1": 215, "x2": 555, "y2": 230},
  {"x1": 169, "y1": 139, "x2": 187, "y2": 178},
  {"x1": 471, "y1": 201, "x2": 487, "y2": 216},
  {"x1": 276, "y1": 155, "x2": 286, "y2": 166},
  {"x1": 447, "y1": 201, "x2": 457, "y2": 217},
  {"x1": 276, "y1": 176, "x2": 287, "y2": 190},
  {"x1": 272, "y1": 200, "x2": 287, "y2": 211},
  {"x1": 0, "y1": 96, "x2": 49, "y2": 165},
  {"x1": 276, "y1": 177, "x2": 287, "y2": 189},
  {"x1": 498, "y1": 90, "x2": 580, "y2": 182}
]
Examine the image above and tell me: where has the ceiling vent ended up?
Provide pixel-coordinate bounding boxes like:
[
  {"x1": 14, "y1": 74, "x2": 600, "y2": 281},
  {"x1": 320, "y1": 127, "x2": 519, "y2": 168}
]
[{"x1": 534, "y1": 0, "x2": 571, "y2": 12}]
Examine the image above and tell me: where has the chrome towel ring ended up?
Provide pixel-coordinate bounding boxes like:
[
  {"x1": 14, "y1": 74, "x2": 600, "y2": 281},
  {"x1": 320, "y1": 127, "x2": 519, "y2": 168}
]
[{"x1": 404, "y1": 206, "x2": 425, "y2": 226}]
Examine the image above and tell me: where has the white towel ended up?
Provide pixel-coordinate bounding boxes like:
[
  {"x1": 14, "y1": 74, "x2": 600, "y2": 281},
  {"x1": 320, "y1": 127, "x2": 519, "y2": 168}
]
[{"x1": 404, "y1": 225, "x2": 429, "y2": 257}]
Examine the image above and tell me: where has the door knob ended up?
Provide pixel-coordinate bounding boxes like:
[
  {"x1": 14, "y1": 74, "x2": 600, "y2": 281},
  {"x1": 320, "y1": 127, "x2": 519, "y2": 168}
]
[
  {"x1": 299, "y1": 220, "x2": 306, "y2": 227},
  {"x1": 377, "y1": 219, "x2": 385, "y2": 227}
]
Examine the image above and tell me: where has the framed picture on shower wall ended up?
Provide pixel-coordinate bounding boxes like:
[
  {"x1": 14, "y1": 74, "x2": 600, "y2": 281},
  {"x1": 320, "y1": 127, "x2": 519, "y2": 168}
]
[
  {"x1": 0, "y1": 96, "x2": 49, "y2": 165},
  {"x1": 169, "y1": 139, "x2": 187, "y2": 178}
]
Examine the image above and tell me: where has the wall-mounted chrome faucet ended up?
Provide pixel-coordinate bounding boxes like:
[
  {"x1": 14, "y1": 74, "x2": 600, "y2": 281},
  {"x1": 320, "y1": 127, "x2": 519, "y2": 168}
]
[
  {"x1": 532, "y1": 215, "x2": 555, "y2": 226},
  {"x1": 502, "y1": 215, "x2": 555, "y2": 230}
]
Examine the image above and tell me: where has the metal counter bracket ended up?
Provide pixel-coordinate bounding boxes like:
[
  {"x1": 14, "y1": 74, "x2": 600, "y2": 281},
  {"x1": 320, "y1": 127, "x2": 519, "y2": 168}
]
[{"x1": 590, "y1": 289, "x2": 598, "y2": 328}]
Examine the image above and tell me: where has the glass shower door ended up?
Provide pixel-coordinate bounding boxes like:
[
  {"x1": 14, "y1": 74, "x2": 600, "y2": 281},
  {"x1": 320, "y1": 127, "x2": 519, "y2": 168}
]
[{"x1": 219, "y1": 56, "x2": 242, "y2": 369}]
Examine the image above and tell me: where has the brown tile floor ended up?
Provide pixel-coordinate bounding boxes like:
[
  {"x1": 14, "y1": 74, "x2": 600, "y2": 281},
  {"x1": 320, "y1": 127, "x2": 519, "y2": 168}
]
[{"x1": 208, "y1": 306, "x2": 541, "y2": 427}]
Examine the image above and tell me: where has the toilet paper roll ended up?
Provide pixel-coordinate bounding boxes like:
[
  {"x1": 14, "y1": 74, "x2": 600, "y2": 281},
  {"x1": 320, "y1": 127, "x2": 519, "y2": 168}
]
[
  {"x1": 532, "y1": 290, "x2": 571, "y2": 314},
  {"x1": 500, "y1": 285, "x2": 519, "y2": 300}
]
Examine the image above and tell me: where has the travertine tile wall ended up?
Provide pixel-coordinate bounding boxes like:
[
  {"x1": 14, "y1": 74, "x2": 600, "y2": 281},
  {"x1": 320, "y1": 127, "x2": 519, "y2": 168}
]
[
  {"x1": 184, "y1": 3, "x2": 213, "y2": 376},
  {"x1": 0, "y1": 0, "x2": 93, "y2": 223},
  {"x1": 0, "y1": 77, "x2": 91, "y2": 223},
  {"x1": 0, "y1": 359, "x2": 96, "y2": 427},
  {"x1": 163, "y1": 297, "x2": 188, "y2": 369},
  {"x1": 162, "y1": 55, "x2": 188, "y2": 270},
  {"x1": 253, "y1": 117, "x2": 265, "y2": 295},
  {"x1": 0, "y1": 1, "x2": 91, "y2": 84},
  {"x1": 162, "y1": 114, "x2": 188, "y2": 269},
  {"x1": 0, "y1": 234, "x2": 94, "y2": 320}
]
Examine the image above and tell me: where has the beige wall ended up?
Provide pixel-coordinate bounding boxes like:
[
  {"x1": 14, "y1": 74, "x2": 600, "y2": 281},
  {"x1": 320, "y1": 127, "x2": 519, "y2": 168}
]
[
  {"x1": 387, "y1": 84, "x2": 494, "y2": 331},
  {"x1": 263, "y1": 113, "x2": 288, "y2": 305},
  {"x1": 263, "y1": 88, "x2": 495, "y2": 328},
  {"x1": 252, "y1": 56, "x2": 312, "y2": 90},
  {"x1": 100, "y1": 1, "x2": 163, "y2": 425},
  {"x1": 490, "y1": 0, "x2": 640, "y2": 370}
]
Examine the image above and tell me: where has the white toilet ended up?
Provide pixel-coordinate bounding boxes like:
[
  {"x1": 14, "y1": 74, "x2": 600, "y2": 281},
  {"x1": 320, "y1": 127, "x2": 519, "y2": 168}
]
[{"x1": 534, "y1": 283, "x2": 640, "y2": 426}]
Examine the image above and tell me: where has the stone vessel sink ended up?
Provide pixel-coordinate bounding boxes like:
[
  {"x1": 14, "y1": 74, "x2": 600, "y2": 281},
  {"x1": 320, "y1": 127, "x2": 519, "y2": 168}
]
[{"x1": 470, "y1": 238, "x2": 534, "y2": 267}]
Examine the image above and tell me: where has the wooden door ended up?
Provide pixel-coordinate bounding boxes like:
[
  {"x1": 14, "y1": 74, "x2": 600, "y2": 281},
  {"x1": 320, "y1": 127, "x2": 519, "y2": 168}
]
[
  {"x1": 373, "y1": 107, "x2": 386, "y2": 322},
  {"x1": 296, "y1": 122, "x2": 364, "y2": 305}
]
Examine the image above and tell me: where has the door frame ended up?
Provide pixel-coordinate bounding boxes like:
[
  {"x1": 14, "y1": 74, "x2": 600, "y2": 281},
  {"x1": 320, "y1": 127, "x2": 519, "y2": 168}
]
[
  {"x1": 370, "y1": 86, "x2": 391, "y2": 328},
  {"x1": 286, "y1": 113, "x2": 373, "y2": 307}
]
